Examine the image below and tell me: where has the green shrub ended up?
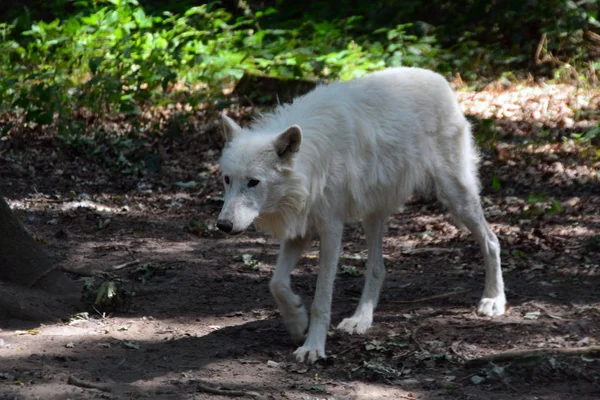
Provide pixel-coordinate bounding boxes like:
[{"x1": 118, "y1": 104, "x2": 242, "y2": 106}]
[
  {"x1": 0, "y1": 0, "x2": 445, "y2": 136},
  {"x1": 1, "y1": 0, "x2": 597, "y2": 140}
]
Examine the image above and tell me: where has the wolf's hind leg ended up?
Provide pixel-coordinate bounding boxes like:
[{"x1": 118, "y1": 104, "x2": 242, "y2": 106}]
[
  {"x1": 435, "y1": 172, "x2": 506, "y2": 317},
  {"x1": 270, "y1": 235, "x2": 311, "y2": 342},
  {"x1": 337, "y1": 213, "x2": 387, "y2": 334}
]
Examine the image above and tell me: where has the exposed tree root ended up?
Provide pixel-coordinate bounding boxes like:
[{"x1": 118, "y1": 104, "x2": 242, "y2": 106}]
[
  {"x1": 67, "y1": 375, "x2": 111, "y2": 392},
  {"x1": 0, "y1": 281, "x2": 79, "y2": 321},
  {"x1": 466, "y1": 346, "x2": 600, "y2": 367},
  {"x1": 196, "y1": 380, "x2": 262, "y2": 398}
]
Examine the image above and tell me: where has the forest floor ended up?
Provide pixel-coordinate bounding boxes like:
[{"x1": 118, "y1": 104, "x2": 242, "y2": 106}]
[{"x1": 0, "y1": 81, "x2": 599, "y2": 399}]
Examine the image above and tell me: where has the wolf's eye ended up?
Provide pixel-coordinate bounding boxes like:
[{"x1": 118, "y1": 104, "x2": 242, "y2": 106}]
[
  {"x1": 224, "y1": 176, "x2": 230, "y2": 185},
  {"x1": 247, "y1": 179, "x2": 260, "y2": 188}
]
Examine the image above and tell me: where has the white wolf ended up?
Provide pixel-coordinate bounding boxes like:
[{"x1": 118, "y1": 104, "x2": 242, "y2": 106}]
[{"x1": 217, "y1": 67, "x2": 506, "y2": 363}]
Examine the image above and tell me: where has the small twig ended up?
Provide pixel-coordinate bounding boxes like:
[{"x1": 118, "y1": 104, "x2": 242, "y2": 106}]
[
  {"x1": 396, "y1": 394, "x2": 418, "y2": 399},
  {"x1": 466, "y1": 346, "x2": 600, "y2": 367},
  {"x1": 399, "y1": 247, "x2": 459, "y2": 254},
  {"x1": 411, "y1": 324, "x2": 425, "y2": 352},
  {"x1": 586, "y1": 29, "x2": 600, "y2": 44},
  {"x1": 457, "y1": 372, "x2": 480, "y2": 382},
  {"x1": 61, "y1": 258, "x2": 140, "y2": 276},
  {"x1": 336, "y1": 345, "x2": 357, "y2": 357},
  {"x1": 27, "y1": 265, "x2": 59, "y2": 288},
  {"x1": 196, "y1": 380, "x2": 261, "y2": 398},
  {"x1": 390, "y1": 289, "x2": 472, "y2": 304},
  {"x1": 59, "y1": 267, "x2": 95, "y2": 278},
  {"x1": 92, "y1": 305, "x2": 111, "y2": 319},
  {"x1": 112, "y1": 259, "x2": 140, "y2": 271},
  {"x1": 67, "y1": 376, "x2": 110, "y2": 392},
  {"x1": 420, "y1": 308, "x2": 472, "y2": 318},
  {"x1": 125, "y1": 247, "x2": 137, "y2": 261},
  {"x1": 455, "y1": 322, "x2": 526, "y2": 330},
  {"x1": 526, "y1": 301, "x2": 571, "y2": 320},
  {"x1": 392, "y1": 349, "x2": 415, "y2": 360},
  {"x1": 535, "y1": 33, "x2": 547, "y2": 65}
]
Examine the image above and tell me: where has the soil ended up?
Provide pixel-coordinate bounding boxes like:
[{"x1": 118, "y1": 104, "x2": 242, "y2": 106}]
[{"x1": 1, "y1": 83, "x2": 599, "y2": 399}]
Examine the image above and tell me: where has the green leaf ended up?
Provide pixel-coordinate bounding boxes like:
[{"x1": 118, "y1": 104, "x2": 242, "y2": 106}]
[
  {"x1": 301, "y1": 385, "x2": 325, "y2": 392},
  {"x1": 121, "y1": 341, "x2": 139, "y2": 350},
  {"x1": 549, "y1": 199, "x2": 563, "y2": 214},
  {"x1": 0, "y1": 122, "x2": 13, "y2": 138},
  {"x1": 161, "y1": 72, "x2": 176, "y2": 92},
  {"x1": 134, "y1": 8, "x2": 152, "y2": 29},
  {"x1": 184, "y1": 6, "x2": 207, "y2": 17},
  {"x1": 341, "y1": 265, "x2": 362, "y2": 277},
  {"x1": 524, "y1": 311, "x2": 541, "y2": 320},
  {"x1": 119, "y1": 101, "x2": 141, "y2": 115},
  {"x1": 134, "y1": 265, "x2": 163, "y2": 282},
  {"x1": 365, "y1": 339, "x2": 386, "y2": 351},
  {"x1": 492, "y1": 173, "x2": 501, "y2": 192},
  {"x1": 80, "y1": 15, "x2": 98, "y2": 26},
  {"x1": 527, "y1": 193, "x2": 546, "y2": 204},
  {"x1": 89, "y1": 57, "x2": 103, "y2": 75},
  {"x1": 174, "y1": 181, "x2": 198, "y2": 189},
  {"x1": 583, "y1": 126, "x2": 600, "y2": 141},
  {"x1": 30, "y1": 111, "x2": 54, "y2": 125}
]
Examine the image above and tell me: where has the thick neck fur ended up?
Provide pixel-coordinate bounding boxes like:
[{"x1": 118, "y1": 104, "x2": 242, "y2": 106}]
[
  {"x1": 249, "y1": 88, "x2": 341, "y2": 239},
  {"x1": 254, "y1": 168, "x2": 311, "y2": 239}
]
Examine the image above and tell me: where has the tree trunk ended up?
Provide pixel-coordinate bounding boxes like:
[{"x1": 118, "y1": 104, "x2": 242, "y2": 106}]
[{"x1": 0, "y1": 194, "x2": 81, "y2": 321}]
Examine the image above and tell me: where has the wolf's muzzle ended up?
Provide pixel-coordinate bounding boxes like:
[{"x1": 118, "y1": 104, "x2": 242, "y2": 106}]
[{"x1": 216, "y1": 219, "x2": 234, "y2": 233}]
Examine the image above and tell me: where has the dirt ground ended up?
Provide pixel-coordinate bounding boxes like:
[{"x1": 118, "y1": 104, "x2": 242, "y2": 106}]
[{"x1": 1, "y1": 84, "x2": 599, "y2": 399}]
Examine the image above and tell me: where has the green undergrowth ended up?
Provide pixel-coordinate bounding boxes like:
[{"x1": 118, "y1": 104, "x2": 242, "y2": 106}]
[
  {"x1": 0, "y1": 0, "x2": 598, "y2": 175},
  {"x1": 0, "y1": 0, "x2": 439, "y2": 135}
]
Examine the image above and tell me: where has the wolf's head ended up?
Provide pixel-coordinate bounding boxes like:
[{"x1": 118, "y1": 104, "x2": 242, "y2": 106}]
[{"x1": 216, "y1": 115, "x2": 304, "y2": 235}]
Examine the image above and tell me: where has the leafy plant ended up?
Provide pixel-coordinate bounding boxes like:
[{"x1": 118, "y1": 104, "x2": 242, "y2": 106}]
[
  {"x1": 1, "y1": 0, "x2": 598, "y2": 178},
  {"x1": 133, "y1": 264, "x2": 166, "y2": 282},
  {"x1": 234, "y1": 253, "x2": 261, "y2": 271},
  {"x1": 341, "y1": 265, "x2": 362, "y2": 277},
  {"x1": 525, "y1": 193, "x2": 563, "y2": 217},
  {"x1": 491, "y1": 173, "x2": 502, "y2": 192},
  {"x1": 351, "y1": 359, "x2": 403, "y2": 382},
  {"x1": 0, "y1": 0, "x2": 443, "y2": 133},
  {"x1": 472, "y1": 118, "x2": 499, "y2": 150}
]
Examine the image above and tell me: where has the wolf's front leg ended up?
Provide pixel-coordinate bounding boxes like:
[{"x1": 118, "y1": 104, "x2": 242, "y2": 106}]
[
  {"x1": 294, "y1": 222, "x2": 343, "y2": 363},
  {"x1": 270, "y1": 235, "x2": 311, "y2": 342},
  {"x1": 337, "y1": 213, "x2": 387, "y2": 334}
]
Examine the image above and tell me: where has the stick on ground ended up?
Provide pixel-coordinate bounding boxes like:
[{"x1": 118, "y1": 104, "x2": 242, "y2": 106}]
[
  {"x1": 411, "y1": 324, "x2": 425, "y2": 352},
  {"x1": 112, "y1": 259, "x2": 140, "y2": 271},
  {"x1": 466, "y1": 346, "x2": 600, "y2": 367},
  {"x1": 59, "y1": 267, "x2": 95, "y2": 277},
  {"x1": 196, "y1": 380, "x2": 261, "y2": 398},
  {"x1": 67, "y1": 375, "x2": 110, "y2": 392},
  {"x1": 399, "y1": 247, "x2": 459, "y2": 254},
  {"x1": 391, "y1": 289, "x2": 472, "y2": 304}
]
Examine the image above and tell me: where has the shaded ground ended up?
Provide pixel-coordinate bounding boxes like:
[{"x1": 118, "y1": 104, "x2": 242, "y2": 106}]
[{"x1": 0, "y1": 83, "x2": 599, "y2": 399}]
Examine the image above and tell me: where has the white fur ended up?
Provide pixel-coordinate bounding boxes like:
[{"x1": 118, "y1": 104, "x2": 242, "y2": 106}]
[{"x1": 218, "y1": 67, "x2": 506, "y2": 363}]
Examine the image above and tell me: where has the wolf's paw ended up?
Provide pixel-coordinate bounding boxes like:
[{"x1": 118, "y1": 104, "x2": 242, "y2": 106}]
[
  {"x1": 336, "y1": 315, "x2": 372, "y2": 335},
  {"x1": 271, "y1": 282, "x2": 309, "y2": 343},
  {"x1": 281, "y1": 304, "x2": 309, "y2": 343},
  {"x1": 294, "y1": 343, "x2": 326, "y2": 364},
  {"x1": 477, "y1": 293, "x2": 506, "y2": 316}
]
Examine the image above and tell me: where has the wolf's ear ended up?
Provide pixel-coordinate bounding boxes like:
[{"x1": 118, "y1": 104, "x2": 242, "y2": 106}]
[
  {"x1": 273, "y1": 125, "x2": 302, "y2": 161},
  {"x1": 221, "y1": 114, "x2": 242, "y2": 142}
]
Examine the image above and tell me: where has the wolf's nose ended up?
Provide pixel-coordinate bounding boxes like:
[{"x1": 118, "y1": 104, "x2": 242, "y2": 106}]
[{"x1": 216, "y1": 219, "x2": 233, "y2": 233}]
